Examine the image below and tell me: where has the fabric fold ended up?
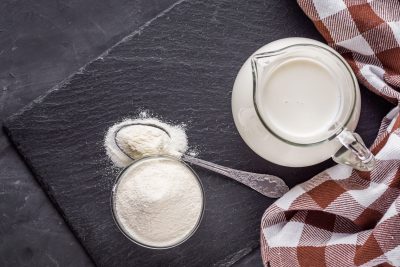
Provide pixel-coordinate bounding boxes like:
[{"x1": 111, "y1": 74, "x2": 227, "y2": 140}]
[{"x1": 261, "y1": 1, "x2": 400, "y2": 266}]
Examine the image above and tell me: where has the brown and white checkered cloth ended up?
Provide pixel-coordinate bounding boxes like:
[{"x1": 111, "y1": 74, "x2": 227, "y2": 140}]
[{"x1": 260, "y1": 1, "x2": 400, "y2": 266}]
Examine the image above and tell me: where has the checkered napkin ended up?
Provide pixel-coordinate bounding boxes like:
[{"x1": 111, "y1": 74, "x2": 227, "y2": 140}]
[{"x1": 260, "y1": 1, "x2": 400, "y2": 266}]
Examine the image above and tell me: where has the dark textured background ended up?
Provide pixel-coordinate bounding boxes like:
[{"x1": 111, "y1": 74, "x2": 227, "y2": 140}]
[
  {"x1": 0, "y1": 0, "x2": 176, "y2": 266},
  {"x1": 1, "y1": 0, "x2": 393, "y2": 266}
]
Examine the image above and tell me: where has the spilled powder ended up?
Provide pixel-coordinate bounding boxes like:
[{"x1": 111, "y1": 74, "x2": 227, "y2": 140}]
[{"x1": 104, "y1": 117, "x2": 188, "y2": 167}]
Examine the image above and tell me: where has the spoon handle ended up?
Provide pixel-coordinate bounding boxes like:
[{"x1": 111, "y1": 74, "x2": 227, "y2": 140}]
[{"x1": 182, "y1": 155, "x2": 289, "y2": 198}]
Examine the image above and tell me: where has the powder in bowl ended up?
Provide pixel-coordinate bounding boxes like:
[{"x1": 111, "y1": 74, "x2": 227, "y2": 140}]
[{"x1": 112, "y1": 156, "x2": 204, "y2": 248}]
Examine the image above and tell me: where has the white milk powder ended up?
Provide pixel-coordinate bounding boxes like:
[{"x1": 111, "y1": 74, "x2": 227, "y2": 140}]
[
  {"x1": 104, "y1": 117, "x2": 188, "y2": 167},
  {"x1": 113, "y1": 157, "x2": 203, "y2": 247},
  {"x1": 106, "y1": 116, "x2": 202, "y2": 247}
]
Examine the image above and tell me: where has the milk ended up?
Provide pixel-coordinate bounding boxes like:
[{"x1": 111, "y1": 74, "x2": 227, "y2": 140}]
[
  {"x1": 232, "y1": 38, "x2": 361, "y2": 167},
  {"x1": 257, "y1": 58, "x2": 342, "y2": 144}
]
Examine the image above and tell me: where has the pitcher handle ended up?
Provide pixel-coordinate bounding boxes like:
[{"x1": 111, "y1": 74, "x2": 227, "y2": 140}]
[{"x1": 332, "y1": 129, "x2": 375, "y2": 171}]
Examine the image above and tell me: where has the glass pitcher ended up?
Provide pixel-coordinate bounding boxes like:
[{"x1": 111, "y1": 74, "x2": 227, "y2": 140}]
[{"x1": 231, "y1": 38, "x2": 375, "y2": 171}]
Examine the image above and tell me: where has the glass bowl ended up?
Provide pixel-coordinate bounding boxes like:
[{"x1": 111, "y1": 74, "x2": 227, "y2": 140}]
[{"x1": 111, "y1": 155, "x2": 205, "y2": 249}]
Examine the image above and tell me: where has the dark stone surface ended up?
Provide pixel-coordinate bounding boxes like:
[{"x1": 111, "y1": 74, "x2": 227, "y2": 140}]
[
  {"x1": 235, "y1": 248, "x2": 263, "y2": 267},
  {"x1": 2, "y1": 0, "x2": 394, "y2": 266},
  {"x1": 0, "y1": 0, "x2": 177, "y2": 266}
]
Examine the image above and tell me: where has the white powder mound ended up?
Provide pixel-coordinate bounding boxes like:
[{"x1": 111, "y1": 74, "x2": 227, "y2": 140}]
[
  {"x1": 113, "y1": 157, "x2": 203, "y2": 247},
  {"x1": 104, "y1": 117, "x2": 188, "y2": 167}
]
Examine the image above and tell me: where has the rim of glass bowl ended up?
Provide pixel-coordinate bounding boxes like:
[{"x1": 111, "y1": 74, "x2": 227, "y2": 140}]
[
  {"x1": 110, "y1": 155, "x2": 205, "y2": 250},
  {"x1": 251, "y1": 43, "x2": 358, "y2": 147}
]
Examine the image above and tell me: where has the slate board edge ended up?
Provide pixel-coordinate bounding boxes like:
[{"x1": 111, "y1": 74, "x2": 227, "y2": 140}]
[
  {"x1": 1, "y1": 0, "x2": 196, "y2": 265},
  {"x1": 2, "y1": 124, "x2": 99, "y2": 265},
  {"x1": 3, "y1": 0, "x2": 185, "y2": 126},
  {"x1": 1, "y1": 0, "x2": 262, "y2": 265}
]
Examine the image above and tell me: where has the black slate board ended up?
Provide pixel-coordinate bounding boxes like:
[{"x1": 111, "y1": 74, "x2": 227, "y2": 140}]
[{"x1": 3, "y1": 0, "x2": 393, "y2": 266}]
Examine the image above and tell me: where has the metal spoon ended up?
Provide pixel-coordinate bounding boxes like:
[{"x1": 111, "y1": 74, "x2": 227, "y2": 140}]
[
  {"x1": 114, "y1": 123, "x2": 289, "y2": 198},
  {"x1": 182, "y1": 154, "x2": 289, "y2": 198}
]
